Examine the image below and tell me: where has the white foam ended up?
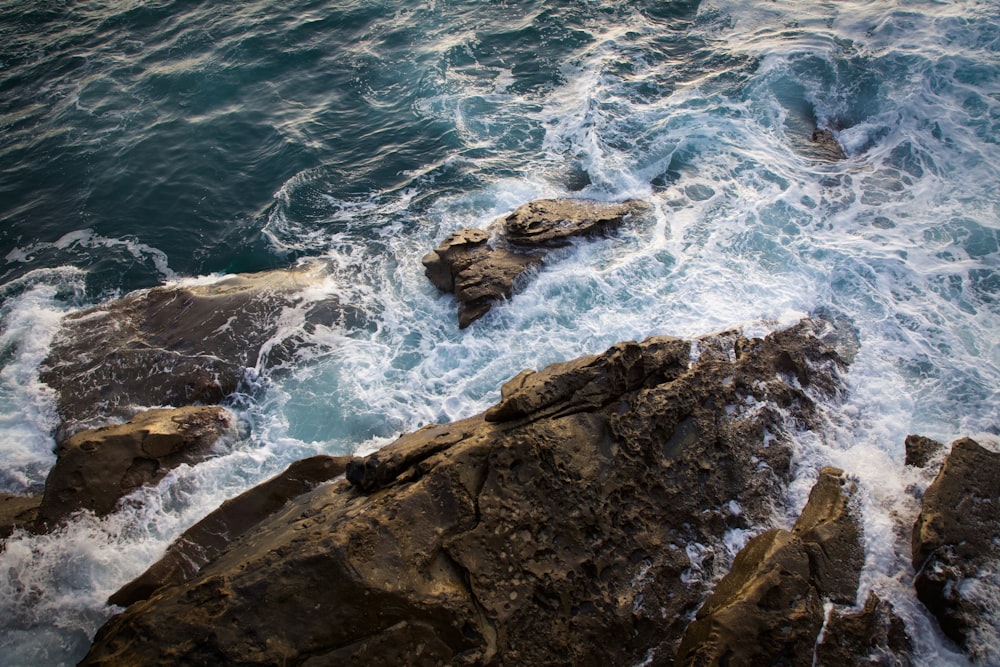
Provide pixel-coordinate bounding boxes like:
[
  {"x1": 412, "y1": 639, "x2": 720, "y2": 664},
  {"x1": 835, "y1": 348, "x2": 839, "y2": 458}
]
[
  {"x1": 5, "y1": 230, "x2": 176, "y2": 281},
  {"x1": 3, "y1": 1, "x2": 1000, "y2": 663},
  {"x1": 0, "y1": 268, "x2": 87, "y2": 492}
]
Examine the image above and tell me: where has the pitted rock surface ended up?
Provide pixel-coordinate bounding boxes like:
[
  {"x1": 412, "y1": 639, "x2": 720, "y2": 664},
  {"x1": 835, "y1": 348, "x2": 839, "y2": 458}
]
[
  {"x1": 676, "y1": 466, "x2": 864, "y2": 666},
  {"x1": 82, "y1": 320, "x2": 852, "y2": 666}
]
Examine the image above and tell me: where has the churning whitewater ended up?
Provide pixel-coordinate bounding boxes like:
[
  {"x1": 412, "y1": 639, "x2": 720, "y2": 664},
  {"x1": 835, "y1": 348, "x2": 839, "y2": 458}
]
[{"x1": 0, "y1": 0, "x2": 998, "y2": 664}]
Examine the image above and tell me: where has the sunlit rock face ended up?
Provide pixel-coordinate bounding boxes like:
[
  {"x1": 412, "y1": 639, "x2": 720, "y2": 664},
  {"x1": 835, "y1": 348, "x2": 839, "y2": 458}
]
[
  {"x1": 82, "y1": 319, "x2": 853, "y2": 666},
  {"x1": 676, "y1": 466, "x2": 865, "y2": 666},
  {"x1": 36, "y1": 406, "x2": 237, "y2": 529}
]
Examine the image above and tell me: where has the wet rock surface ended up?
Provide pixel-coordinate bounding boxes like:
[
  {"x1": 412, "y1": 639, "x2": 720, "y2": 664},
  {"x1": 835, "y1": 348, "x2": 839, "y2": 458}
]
[
  {"x1": 808, "y1": 128, "x2": 848, "y2": 161},
  {"x1": 110, "y1": 454, "x2": 351, "y2": 608},
  {"x1": 40, "y1": 262, "x2": 347, "y2": 437},
  {"x1": 82, "y1": 320, "x2": 851, "y2": 666},
  {"x1": 501, "y1": 198, "x2": 649, "y2": 246},
  {"x1": 37, "y1": 406, "x2": 236, "y2": 529},
  {"x1": 912, "y1": 437, "x2": 1000, "y2": 657},
  {"x1": 815, "y1": 593, "x2": 913, "y2": 667},
  {"x1": 422, "y1": 198, "x2": 650, "y2": 328},
  {"x1": 422, "y1": 228, "x2": 542, "y2": 329},
  {"x1": 0, "y1": 492, "x2": 42, "y2": 539},
  {"x1": 904, "y1": 434, "x2": 943, "y2": 469},
  {"x1": 676, "y1": 466, "x2": 864, "y2": 666}
]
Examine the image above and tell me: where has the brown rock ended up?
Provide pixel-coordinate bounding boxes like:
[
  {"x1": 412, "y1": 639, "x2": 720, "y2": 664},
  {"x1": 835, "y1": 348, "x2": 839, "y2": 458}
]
[
  {"x1": 421, "y1": 228, "x2": 542, "y2": 328},
  {"x1": 815, "y1": 593, "x2": 913, "y2": 667},
  {"x1": 40, "y1": 262, "x2": 348, "y2": 437},
  {"x1": 422, "y1": 198, "x2": 651, "y2": 328},
  {"x1": 912, "y1": 437, "x2": 1000, "y2": 656},
  {"x1": 81, "y1": 319, "x2": 851, "y2": 666},
  {"x1": 37, "y1": 406, "x2": 236, "y2": 528},
  {"x1": 792, "y1": 466, "x2": 864, "y2": 604},
  {"x1": 501, "y1": 198, "x2": 649, "y2": 246},
  {"x1": 0, "y1": 492, "x2": 42, "y2": 540},
  {"x1": 904, "y1": 434, "x2": 943, "y2": 468},
  {"x1": 809, "y1": 128, "x2": 848, "y2": 161},
  {"x1": 676, "y1": 467, "x2": 863, "y2": 666},
  {"x1": 110, "y1": 454, "x2": 350, "y2": 608}
]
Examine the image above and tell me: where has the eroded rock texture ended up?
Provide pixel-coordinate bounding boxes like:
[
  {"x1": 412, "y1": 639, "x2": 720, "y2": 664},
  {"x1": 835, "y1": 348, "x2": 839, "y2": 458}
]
[
  {"x1": 40, "y1": 262, "x2": 348, "y2": 437},
  {"x1": 912, "y1": 437, "x2": 1000, "y2": 658},
  {"x1": 815, "y1": 593, "x2": 913, "y2": 667},
  {"x1": 82, "y1": 320, "x2": 851, "y2": 666},
  {"x1": 36, "y1": 406, "x2": 236, "y2": 528},
  {"x1": 422, "y1": 198, "x2": 650, "y2": 328},
  {"x1": 808, "y1": 128, "x2": 848, "y2": 161},
  {"x1": 676, "y1": 466, "x2": 864, "y2": 666}
]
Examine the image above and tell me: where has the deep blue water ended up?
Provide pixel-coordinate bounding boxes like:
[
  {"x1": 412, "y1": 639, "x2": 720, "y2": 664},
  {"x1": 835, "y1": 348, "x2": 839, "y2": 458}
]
[{"x1": 1, "y1": 1, "x2": 999, "y2": 664}]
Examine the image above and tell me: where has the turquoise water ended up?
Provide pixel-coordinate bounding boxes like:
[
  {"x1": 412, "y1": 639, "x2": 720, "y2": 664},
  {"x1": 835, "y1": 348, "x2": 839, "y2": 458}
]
[{"x1": 1, "y1": 0, "x2": 999, "y2": 664}]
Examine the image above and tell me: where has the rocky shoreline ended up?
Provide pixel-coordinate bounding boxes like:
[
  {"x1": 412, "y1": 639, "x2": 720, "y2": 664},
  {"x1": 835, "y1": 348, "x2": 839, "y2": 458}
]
[{"x1": 3, "y1": 198, "x2": 998, "y2": 665}]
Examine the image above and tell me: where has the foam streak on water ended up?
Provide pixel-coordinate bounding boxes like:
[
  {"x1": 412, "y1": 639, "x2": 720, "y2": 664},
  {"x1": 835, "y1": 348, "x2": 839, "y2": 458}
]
[{"x1": 1, "y1": 0, "x2": 999, "y2": 664}]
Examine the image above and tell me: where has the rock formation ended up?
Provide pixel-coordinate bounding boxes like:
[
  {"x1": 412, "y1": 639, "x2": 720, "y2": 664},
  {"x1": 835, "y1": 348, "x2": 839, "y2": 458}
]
[
  {"x1": 36, "y1": 406, "x2": 236, "y2": 528},
  {"x1": 675, "y1": 466, "x2": 864, "y2": 666},
  {"x1": 109, "y1": 454, "x2": 351, "y2": 608},
  {"x1": 815, "y1": 593, "x2": 912, "y2": 667},
  {"x1": 422, "y1": 228, "x2": 541, "y2": 329},
  {"x1": 903, "y1": 434, "x2": 943, "y2": 469},
  {"x1": 0, "y1": 492, "x2": 42, "y2": 539},
  {"x1": 912, "y1": 437, "x2": 1000, "y2": 658},
  {"x1": 422, "y1": 198, "x2": 650, "y2": 328},
  {"x1": 808, "y1": 128, "x2": 848, "y2": 161},
  {"x1": 39, "y1": 262, "x2": 347, "y2": 438},
  {"x1": 82, "y1": 319, "x2": 852, "y2": 666}
]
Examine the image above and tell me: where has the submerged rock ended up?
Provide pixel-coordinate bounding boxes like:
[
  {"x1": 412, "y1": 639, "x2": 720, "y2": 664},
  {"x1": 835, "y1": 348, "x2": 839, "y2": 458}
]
[
  {"x1": 110, "y1": 454, "x2": 351, "y2": 608},
  {"x1": 422, "y1": 198, "x2": 650, "y2": 328},
  {"x1": 40, "y1": 262, "x2": 346, "y2": 437},
  {"x1": 675, "y1": 466, "x2": 863, "y2": 666},
  {"x1": 912, "y1": 437, "x2": 1000, "y2": 658},
  {"x1": 82, "y1": 320, "x2": 850, "y2": 666},
  {"x1": 36, "y1": 406, "x2": 236, "y2": 528}
]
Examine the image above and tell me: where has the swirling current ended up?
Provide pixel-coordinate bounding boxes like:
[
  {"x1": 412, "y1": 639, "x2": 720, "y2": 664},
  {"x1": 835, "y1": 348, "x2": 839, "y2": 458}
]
[{"x1": 1, "y1": 0, "x2": 998, "y2": 664}]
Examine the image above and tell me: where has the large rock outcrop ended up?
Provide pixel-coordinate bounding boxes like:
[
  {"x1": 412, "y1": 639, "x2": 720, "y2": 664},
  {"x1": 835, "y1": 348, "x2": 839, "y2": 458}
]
[
  {"x1": 912, "y1": 437, "x2": 1000, "y2": 658},
  {"x1": 36, "y1": 406, "x2": 237, "y2": 528},
  {"x1": 40, "y1": 262, "x2": 348, "y2": 437},
  {"x1": 82, "y1": 319, "x2": 851, "y2": 666},
  {"x1": 422, "y1": 199, "x2": 650, "y2": 328},
  {"x1": 675, "y1": 466, "x2": 864, "y2": 666}
]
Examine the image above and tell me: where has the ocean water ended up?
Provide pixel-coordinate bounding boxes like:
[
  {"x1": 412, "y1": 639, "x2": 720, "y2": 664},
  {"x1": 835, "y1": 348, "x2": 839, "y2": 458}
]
[{"x1": 1, "y1": 0, "x2": 998, "y2": 664}]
